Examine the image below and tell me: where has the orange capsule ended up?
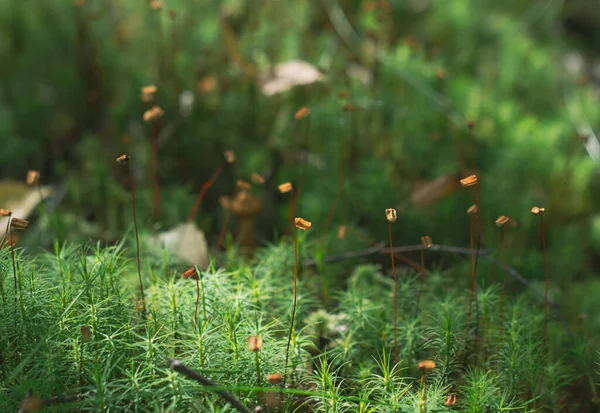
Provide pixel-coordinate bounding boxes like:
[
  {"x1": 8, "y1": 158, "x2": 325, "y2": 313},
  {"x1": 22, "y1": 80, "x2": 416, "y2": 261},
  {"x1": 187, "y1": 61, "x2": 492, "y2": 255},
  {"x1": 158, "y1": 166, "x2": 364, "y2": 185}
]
[
  {"x1": 26, "y1": 170, "x2": 40, "y2": 186},
  {"x1": 251, "y1": 173, "x2": 264, "y2": 185},
  {"x1": 247, "y1": 336, "x2": 263, "y2": 352},
  {"x1": 116, "y1": 154, "x2": 130, "y2": 164},
  {"x1": 460, "y1": 175, "x2": 478, "y2": 187},
  {"x1": 417, "y1": 360, "x2": 436, "y2": 372},
  {"x1": 10, "y1": 218, "x2": 29, "y2": 230},
  {"x1": 385, "y1": 208, "x2": 397, "y2": 223},
  {"x1": 531, "y1": 206, "x2": 545, "y2": 215},
  {"x1": 267, "y1": 373, "x2": 282, "y2": 385},
  {"x1": 182, "y1": 267, "x2": 199, "y2": 280},
  {"x1": 338, "y1": 225, "x2": 347, "y2": 240},
  {"x1": 421, "y1": 236, "x2": 433, "y2": 249},
  {"x1": 443, "y1": 394, "x2": 457, "y2": 406},
  {"x1": 495, "y1": 216, "x2": 509, "y2": 227},
  {"x1": 143, "y1": 106, "x2": 164, "y2": 122},
  {"x1": 467, "y1": 204, "x2": 479, "y2": 216},
  {"x1": 294, "y1": 106, "x2": 310, "y2": 120},
  {"x1": 278, "y1": 182, "x2": 293, "y2": 194},
  {"x1": 142, "y1": 85, "x2": 157, "y2": 95},
  {"x1": 223, "y1": 150, "x2": 235, "y2": 164},
  {"x1": 236, "y1": 180, "x2": 251, "y2": 190},
  {"x1": 294, "y1": 217, "x2": 312, "y2": 230}
]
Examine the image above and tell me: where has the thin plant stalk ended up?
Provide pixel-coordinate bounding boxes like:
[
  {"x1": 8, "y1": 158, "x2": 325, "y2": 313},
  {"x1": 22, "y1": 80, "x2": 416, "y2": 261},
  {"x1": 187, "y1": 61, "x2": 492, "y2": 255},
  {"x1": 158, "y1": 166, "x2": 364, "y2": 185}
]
[
  {"x1": 79, "y1": 338, "x2": 85, "y2": 387},
  {"x1": 187, "y1": 162, "x2": 225, "y2": 222},
  {"x1": 8, "y1": 217, "x2": 19, "y2": 321},
  {"x1": 540, "y1": 214, "x2": 549, "y2": 353},
  {"x1": 388, "y1": 221, "x2": 398, "y2": 369},
  {"x1": 120, "y1": 157, "x2": 146, "y2": 315},
  {"x1": 537, "y1": 212, "x2": 549, "y2": 390},
  {"x1": 420, "y1": 374, "x2": 428, "y2": 413},
  {"x1": 466, "y1": 214, "x2": 476, "y2": 323},
  {"x1": 255, "y1": 350, "x2": 262, "y2": 389},
  {"x1": 151, "y1": 118, "x2": 161, "y2": 220},
  {"x1": 194, "y1": 277, "x2": 200, "y2": 331},
  {"x1": 217, "y1": 187, "x2": 237, "y2": 250},
  {"x1": 283, "y1": 189, "x2": 295, "y2": 239},
  {"x1": 500, "y1": 223, "x2": 507, "y2": 341},
  {"x1": 282, "y1": 224, "x2": 299, "y2": 393},
  {"x1": 416, "y1": 243, "x2": 425, "y2": 316}
]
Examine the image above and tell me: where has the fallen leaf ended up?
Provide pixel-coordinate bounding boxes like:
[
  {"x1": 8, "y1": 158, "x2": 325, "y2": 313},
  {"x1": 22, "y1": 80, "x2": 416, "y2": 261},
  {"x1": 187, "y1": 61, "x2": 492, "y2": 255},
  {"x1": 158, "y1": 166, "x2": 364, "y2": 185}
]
[
  {"x1": 258, "y1": 60, "x2": 324, "y2": 96},
  {"x1": 0, "y1": 180, "x2": 53, "y2": 231},
  {"x1": 147, "y1": 222, "x2": 209, "y2": 268}
]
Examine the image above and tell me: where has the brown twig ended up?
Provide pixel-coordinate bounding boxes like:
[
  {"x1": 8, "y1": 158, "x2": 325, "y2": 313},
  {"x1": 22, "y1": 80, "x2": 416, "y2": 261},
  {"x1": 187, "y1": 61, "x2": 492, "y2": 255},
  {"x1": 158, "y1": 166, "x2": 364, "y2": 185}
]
[{"x1": 168, "y1": 359, "x2": 251, "y2": 413}]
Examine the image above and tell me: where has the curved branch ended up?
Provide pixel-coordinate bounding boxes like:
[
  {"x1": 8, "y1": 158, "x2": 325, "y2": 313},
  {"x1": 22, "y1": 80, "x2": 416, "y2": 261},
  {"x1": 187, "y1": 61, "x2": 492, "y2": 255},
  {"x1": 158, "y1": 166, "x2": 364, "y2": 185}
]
[{"x1": 168, "y1": 359, "x2": 251, "y2": 413}]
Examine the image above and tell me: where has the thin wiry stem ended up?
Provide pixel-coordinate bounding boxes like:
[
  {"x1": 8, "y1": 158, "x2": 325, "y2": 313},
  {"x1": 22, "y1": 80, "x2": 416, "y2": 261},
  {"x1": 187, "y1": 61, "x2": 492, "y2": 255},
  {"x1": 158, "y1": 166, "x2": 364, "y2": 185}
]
[
  {"x1": 79, "y1": 339, "x2": 85, "y2": 387},
  {"x1": 282, "y1": 224, "x2": 299, "y2": 394},
  {"x1": 127, "y1": 162, "x2": 145, "y2": 315},
  {"x1": 500, "y1": 224, "x2": 507, "y2": 342},
  {"x1": 217, "y1": 187, "x2": 237, "y2": 251},
  {"x1": 416, "y1": 244, "x2": 425, "y2": 318},
  {"x1": 283, "y1": 189, "x2": 295, "y2": 239},
  {"x1": 539, "y1": 213, "x2": 549, "y2": 389},
  {"x1": 9, "y1": 217, "x2": 17, "y2": 315},
  {"x1": 388, "y1": 221, "x2": 398, "y2": 368},
  {"x1": 466, "y1": 214, "x2": 476, "y2": 324},
  {"x1": 187, "y1": 162, "x2": 225, "y2": 222},
  {"x1": 151, "y1": 119, "x2": 161, "y2": 221},
  {"x1": 194, "y1": 278, "x2": 200, "y2": 332}
]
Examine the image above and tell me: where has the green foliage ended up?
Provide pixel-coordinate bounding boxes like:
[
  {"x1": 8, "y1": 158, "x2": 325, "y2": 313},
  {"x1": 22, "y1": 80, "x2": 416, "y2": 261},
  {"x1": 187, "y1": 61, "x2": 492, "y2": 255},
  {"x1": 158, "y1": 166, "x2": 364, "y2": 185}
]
[{"x1": 2, "y1": 242, "x2": 599, "y2": 411}]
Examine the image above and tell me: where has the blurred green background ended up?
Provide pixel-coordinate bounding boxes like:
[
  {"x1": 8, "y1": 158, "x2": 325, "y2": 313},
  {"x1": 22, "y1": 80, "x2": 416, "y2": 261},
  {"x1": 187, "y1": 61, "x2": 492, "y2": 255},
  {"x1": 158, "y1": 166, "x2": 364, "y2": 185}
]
[{"x1": 1, "y1": 0, "x2": 600, "y2": 335}]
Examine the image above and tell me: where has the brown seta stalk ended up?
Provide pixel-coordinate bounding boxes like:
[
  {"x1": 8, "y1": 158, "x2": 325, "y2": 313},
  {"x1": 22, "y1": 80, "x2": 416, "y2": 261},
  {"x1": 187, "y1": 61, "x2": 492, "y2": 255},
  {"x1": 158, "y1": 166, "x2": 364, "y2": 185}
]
[
  {"x1": 117, "y1": 155, "x2": 145, "y2": 316},
  {"x1": 385, "y1": 209, "x2": 398, "y2": 369},
  {"x1": 282, "y1": 216, "x2": 311, "y2": 396},
  {"x1": 188, "y1": 150, "x2": 235, "y2": 223},
  {"x1": 495, "y1": 216, "x2": 510, "y2": 342},
  {"x1": 416, "y1": 236, "x2": 432, "y2": 318},
  {"x1": 461, "y1": 175, "x2": 481, "y2": 355},
  {"x1": 532, "y1": 206, "x2": 548, "y2": 387}
]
